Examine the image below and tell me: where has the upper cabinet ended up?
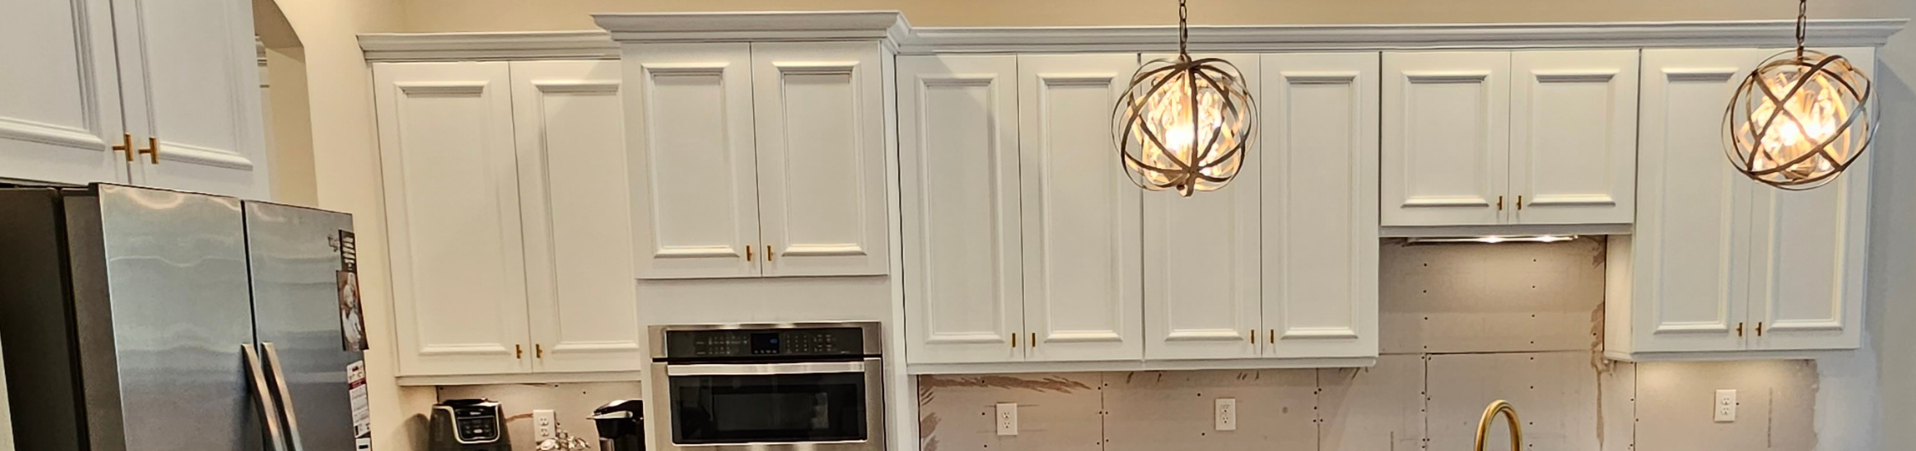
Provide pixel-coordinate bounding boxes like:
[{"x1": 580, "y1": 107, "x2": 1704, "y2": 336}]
[
  {"x1": 1606, "y1": 48, "x2": 1872, "y2": 360},
  {"x1": 0, "y1": 0, "x2": 267, "y2": 199},
  {"x1": 622, "y1": 41, "x2": 890, "y2": 279},
  {"x1": 1382, "y1": 50, "x2": 1638, "y2": 228}
]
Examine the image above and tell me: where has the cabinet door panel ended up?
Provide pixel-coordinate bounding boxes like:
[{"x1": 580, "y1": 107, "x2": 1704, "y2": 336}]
[
  {"x1": 115, "y1": 0, "x2": 268, "y2": 198},
  {"x1": 373, "y1": 62, "x2": 530, "y2": 376},
  {"x1": 1748, "y1": 49, "x2": 1871, "y2": 351},
  {"x1": 510, "y1": 60, "x2": 645, "y2": 373},
  {"x1": 1510, "y1": 50, "x2": 1639, "y2": 224},
  {"x1": 752, "y1": 42, "x2": 890, "y2": 276},
  {"x1": 899, "y1": 55, "x2": 1024, "y2": 363},
  {"x1": 0, "y1": 0, "x2": 127, "y2": 184},
  {"x1": 623, "y1": 44, "x2": 761, "y2": 279},
  {"x1": 1018, "y1": 54, "x2": 1143, "y2": 362},
  {"x1": 1261, "y1": 52, "x2": 1380, "y2": 359},
  {"x1": 1142, "y1": 54, "x2": 1261, "y2": 360},
  {"x1": 1382, "y1": 52, "x2": 1509, "y2": 226},
  {"x1": 1631, "y1": 49, "x2": 1769, "y2": 353}
]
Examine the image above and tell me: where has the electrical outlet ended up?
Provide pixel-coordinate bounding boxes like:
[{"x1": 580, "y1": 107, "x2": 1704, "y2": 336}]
[
  {"x1": 533, "y1": 409, "x2": 557, "y2": 441},
  {"x1": 995, "y1": 402, "x2": 1018, "y2": 436},
  {"x1": 1714, "y1": 389, "x2": 1736, "y2": 422},
  {"x1": 1215, "y1": 398, "x2": 1237, "y2": 431}
]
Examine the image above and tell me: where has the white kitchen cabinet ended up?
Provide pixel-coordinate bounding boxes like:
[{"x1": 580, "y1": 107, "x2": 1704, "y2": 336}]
[
  {"x1": 899, "y1": 55, "x2": 1025, "y2": 364},
  {"x1": 623, "y1": 42, "x2": 890, "y2": 279},
  {"x1": 1259, "y1": 52, "x2": 1380, "y2": 360},
  {"x1": 0, "y1": 0, "x2": 266, "y2": 199},
  {"x1": 1018, "y1": 54, "x2": 1143, "y2": 362},
  {"x1": 509, "y1": 60, "x2": 646, "y2": 373},
  {"x1": 376, "y1": 60, "x2": 645, "y2": 377},
  {"x1": 1606, "y1": 48, "x2": 1871, "y2": 360},
  {"x1": 1383, "y1": 50, "x2": 1638, "y2": 228},
  {"x1": 1142, "y1": 54, "x2": 1263, "y2": 361}
]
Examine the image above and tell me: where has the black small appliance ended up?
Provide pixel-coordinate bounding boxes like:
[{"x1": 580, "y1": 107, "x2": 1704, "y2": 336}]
[
  {"x1": 592, "y1": 399, "x2": 646, "y2": 451},
  {"x1": 429, "y1": 399, "x2": 509, "y2": 451}
]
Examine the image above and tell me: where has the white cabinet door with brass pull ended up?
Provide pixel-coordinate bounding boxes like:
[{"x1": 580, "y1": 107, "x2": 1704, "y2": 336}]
[
  {"x1": 0, "y1": 0, "x2": 130, "y2": 186},
  {"x1": 112, "y1": 0, "x2": 270, "y2": 199}
]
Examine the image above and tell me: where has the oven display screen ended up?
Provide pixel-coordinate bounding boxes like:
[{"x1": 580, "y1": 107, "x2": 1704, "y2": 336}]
[{"x1": 750, "y1": 332, "x2": 780, "y2": 355}]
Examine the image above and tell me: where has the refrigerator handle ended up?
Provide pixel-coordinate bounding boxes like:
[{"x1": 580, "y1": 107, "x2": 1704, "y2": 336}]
[
  {"x1": 262, "y1": 342, "x2": 307, "y2": 451},
  {"x1": 244, "y1": 344, "x2": 291, "y2": 451}
]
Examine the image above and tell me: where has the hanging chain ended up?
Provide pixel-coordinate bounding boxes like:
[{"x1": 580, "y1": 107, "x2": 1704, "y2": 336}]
[
  {"x1": 1795, "y1": 0, "x2": 1808, "y2": 60},
  {"x1": 1178, "y1": 0, "x2": 1189, "y2": 57}
]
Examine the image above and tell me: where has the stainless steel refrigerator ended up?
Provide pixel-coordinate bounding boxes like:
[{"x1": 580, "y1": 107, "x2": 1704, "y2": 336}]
[{"x1": 0, "y1": 183, "x2": 367, "y2": 451}]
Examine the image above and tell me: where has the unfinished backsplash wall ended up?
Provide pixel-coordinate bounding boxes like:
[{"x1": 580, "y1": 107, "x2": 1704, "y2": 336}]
[
  {"x1": 918, "y1": 239, "x2": 1821, "y2": 451},
  {"x1": 437, "y1": 382, "x2": 643, "y2": 451}
]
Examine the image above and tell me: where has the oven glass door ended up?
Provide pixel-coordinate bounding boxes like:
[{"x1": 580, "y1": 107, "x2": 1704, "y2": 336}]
[{"x1": 667, "y1": 365, "x2": 868, "y2": 444}]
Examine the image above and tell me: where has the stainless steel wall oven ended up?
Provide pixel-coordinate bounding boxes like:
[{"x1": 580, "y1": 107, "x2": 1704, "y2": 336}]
[{"x1": 650, "y1": 322, "x2": 883, "y2": 451}]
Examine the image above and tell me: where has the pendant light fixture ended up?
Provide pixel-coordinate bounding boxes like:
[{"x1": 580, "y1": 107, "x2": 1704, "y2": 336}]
[
  {"x1": 1724, "y1": 0, "x2": 1873, "y2": 190},
  {"x1": 1113, "y1": 0, "x2": 1256, "y2": 197}
]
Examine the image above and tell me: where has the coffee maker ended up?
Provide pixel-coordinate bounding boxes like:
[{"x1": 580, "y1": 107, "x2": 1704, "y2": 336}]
[
  {"x1": 591, "y1": 400, "x2": 645, "y2": 451},
  {"x1": 429, "y1": 399, "x2": 510, "y2": 451}
]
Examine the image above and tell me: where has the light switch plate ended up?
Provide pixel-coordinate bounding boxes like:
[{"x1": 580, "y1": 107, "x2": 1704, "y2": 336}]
[
  {"x1": 996, "y1": 403, "x2": 1018, "y2": 436},
  {"x1": 534, "y1": 409, "x2": 557, "y2": 441},
  {"x1": 1215, "y1": 398, "x2": 1237, "y2": 431},
  {"x1": 1714, "y1": 389, "x2": 1736, "y2": 422}
]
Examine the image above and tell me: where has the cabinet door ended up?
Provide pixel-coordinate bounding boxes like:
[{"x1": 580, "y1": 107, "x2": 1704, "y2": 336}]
[
  {"x1": 1510, "y1": 50, "x2": 1639, "y2": 225},
  {"x1": 1018, "y1": 54, "x2": 1143, "y2": 362},
  {"x1": 0, "y1": 0, "x2": 128, "y2": 185},
  {"x1": 113, "y1": 0, "x2": 269, "y2": 198},
  {"x1": 1630, "y1": 49, "x2": 1770, "y2": 353},
  {"x1": 373, "y1": 62, "x2": 531, "y2": 376},
  {"x1": 750, "y1": 42, "x2": 891, "y2": 276},
  {"x1": 1747, "y1": 49, "x2": 1872, "y2": 352},
  {"x1": 1382, "y1": 52, "x2": 1510, "y2": 226},
  {"x1": 899, "y1": 55, "x2": 1025, "y2": 364},
  {"x1": 509, "y1": 61, "x2": 645, "y2": 373},
  {"x1": 623, "y1": 43, "x2": 762, "y2": 279},
  {"x1": 1142, "y1": 54, "x2": 1261, "y2": 360},
  {"x1": 1260, "y1": 53, "x2": 1380, "y2": 359}
]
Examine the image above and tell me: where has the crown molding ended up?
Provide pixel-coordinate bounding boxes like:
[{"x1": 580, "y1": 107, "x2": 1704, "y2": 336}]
[
  {"x1": 900, "y1": 19, "x2": 1907, "y2": 54},
  {"x1": 358, "y1": 31, "x2": 617, "y2": 62},
  {"x1": 593, "y1": 11, "x2": 911, "y2": 44}
]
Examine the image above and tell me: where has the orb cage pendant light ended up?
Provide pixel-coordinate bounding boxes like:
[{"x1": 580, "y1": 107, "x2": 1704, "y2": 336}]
[
  {"x1": 1724, "y1": 0, "x2": 1874, "y2": 191},
  {"x1": 1113, "y1": 0, "x2": 1257, "y2": 197}
]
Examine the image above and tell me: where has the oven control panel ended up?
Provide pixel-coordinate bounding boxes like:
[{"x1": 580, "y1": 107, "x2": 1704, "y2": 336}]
[{"x1": 665, "y1": 327, "x2": 868, "y2": 359}]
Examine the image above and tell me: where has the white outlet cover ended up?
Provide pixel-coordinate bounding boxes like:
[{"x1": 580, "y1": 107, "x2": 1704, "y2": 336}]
[
  {"x1": 995, "y1": 403, "x2": 1018, "y2": 436},
  {"x1": 1714, "y1": 389, "x2": 1736, "y2": 422},
  {"x1": 533, "y1": 409, "x2": 558, "y2": 441},
  {"x1": 1215, "y1": 398, "x2": 1238, "y2": 431}
]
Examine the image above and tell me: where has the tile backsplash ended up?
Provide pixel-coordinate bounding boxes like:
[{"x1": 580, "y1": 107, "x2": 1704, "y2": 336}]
[{"x1": 437, "y1": 382, "x2": 643, "y2": 451}]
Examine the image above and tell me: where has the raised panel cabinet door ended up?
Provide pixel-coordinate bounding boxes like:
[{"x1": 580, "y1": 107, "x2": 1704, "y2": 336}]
[
  {"x1": 1510, "y1": 50, "x2": 1639, "y2": 225},
  {"x1": 899, "y1": 55, "x2": 1025, "y2": 364},
  {"x1": 509, "y1": 60, "x2": 645, "y2": 373},
  {"x1": 623, "y1": 43, "x2": 762, "y2": 279},
  {"x1": 1382, "y1": 52, "x2": 1511, "y2": 226},
  {"x1": 1018, "y1": 54, "x2": 1144, "y2": 362},
  {"x1": 1259, "y1": 52, "x2": 1380, "y2": 359},
  {"x1": 751, "y1": 42, "x2": 891, "y2": 277},
  {"x1": 373, "y1": 62, "x2": 532, "y2": 376},
  {"x1": 1630, "y1": 49, "x2": 1771, "y2": 353},
  {"x1": 1141, "y1": 53, "x2": 1261, "y2": 361},
  {"x1": 113, "y1": 0, "x2": 270, "y2": 198},
  {"x1": 1747, "y1": 48, "x2": 1872, "y2": 352},
  {"x1": 0, "y1": 0, "x2": 128, "y2": 185}
]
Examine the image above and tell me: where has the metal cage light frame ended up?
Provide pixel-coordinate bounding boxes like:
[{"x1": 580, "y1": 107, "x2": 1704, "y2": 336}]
[
  {"x1": 1113, "y1": 0, "x2": 1258, "y2": 197},
  {"x1": 1723, "y1": 0, "x2": 1875, "y2": 190}
]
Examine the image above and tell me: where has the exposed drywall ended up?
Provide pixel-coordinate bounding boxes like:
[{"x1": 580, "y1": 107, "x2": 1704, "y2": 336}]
[{"x1": 436, "y1": 382, "x2": 644, "y2": 451}]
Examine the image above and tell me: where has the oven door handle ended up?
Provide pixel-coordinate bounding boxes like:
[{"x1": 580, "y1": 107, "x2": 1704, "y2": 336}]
[{"x1": 665, "y1": 361, "x2": 868, "y2": 376}]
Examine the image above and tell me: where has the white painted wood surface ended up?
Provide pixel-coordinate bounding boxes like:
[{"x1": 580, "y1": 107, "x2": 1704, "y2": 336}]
[
  {"x1": 114, "y1": 0, "x2": 268, "y2": 198},
  {"x1": 751, "y1": 41, "x2": 891, "y2": 277},
  {"x1": 374, "y1": 62, "x2": 532, "y2": 376},
  {"x1": 898, "y1": 54, "x2": 1025, "y2": 364},
  {"x1": 1382, "y1": 51, "x2": 1511, "y2": 226},
  {"x1": 1017, "y1": 53, "x2": 1143, "y2": 362},
  {"x1": 1509, "y1": 50, "x2": 1639, "y2": 225},
  {"x1": 1259, "y1": 52, "x2": 1380, "y2": 360},
  {"x1": 0, "y1": 0, "x2": 127, "y2": 185},
  {"x1": 508, "y1": 60, "x2": 645, "y2": 373},
  {"x1": 1140, "y1": 53, "x2": 1263, "y2": 361},
  {"x1": 622, "y1": 43, "x2": 763, "y2": 279}
]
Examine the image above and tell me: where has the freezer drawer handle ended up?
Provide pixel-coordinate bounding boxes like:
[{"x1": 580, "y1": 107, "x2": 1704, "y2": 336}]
[
  {"x1": 244, "y1": 344, "x2": 291, "y2": 451},
  {"x1": 263, "y1": 343, "x2": 307, "y2": 451}
]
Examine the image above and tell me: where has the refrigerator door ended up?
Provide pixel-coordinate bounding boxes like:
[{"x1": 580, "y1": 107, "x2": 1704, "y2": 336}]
[
  {"x1": 244, "y1": 201, "x2": 362, "y2": 451},
  {"x1": 87, "y1": 184, "x2": 261, "y2": 451}
]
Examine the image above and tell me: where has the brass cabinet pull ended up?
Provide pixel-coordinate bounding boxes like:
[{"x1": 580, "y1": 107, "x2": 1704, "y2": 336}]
[
  {"x1": 1248, "y1": 331, "x2": 1255, "y2": 344},
  {"x1": 1736, "y1": 322, "x2": 1744, "y2": 337},
  {"x1": 1029, "y1": 333, "x2": 1037, "y2": 348},
  {"x1": 111, "y1": 133, "x2": 135, "y2": 162},
  {"x1": 765, "y1": 245, "x2": 774, "y2": 262},
  {"x1": 745, "y1": 245, "x2": 753, "y2": 261},
  {"x1": 515, "y1": 344, "x2": 524, "y2": 359},
  {"x1": 535, "y1": 344, "x2": 544, "y2": 359},
  {"x1": 1011, "y1": 333, "x2": 1017, "y2": 348},
  {"x1": 1516, "y1": 195, "x2": 1524, "y2": 210},
  {"x1": 1756, "y1": 322, "x2": 1764, "y2": 337},
  {"x1": 1497, "y1": 195, "x2": 1505, "y2": 211},
  {"x1": 137, "y1": 137, "x2": 159, "y2": 164},
  {"x1": 1269, "y1": 329, "x2": 1275, "y2": 344}
]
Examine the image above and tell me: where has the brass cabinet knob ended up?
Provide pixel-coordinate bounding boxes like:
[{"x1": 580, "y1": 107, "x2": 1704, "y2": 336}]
[
  {"x1": 111, "y1": 133, "x2": 135, "y2": 162},
  {"x1": 137, "y1": 137, "x2": 159, "y2": 164},
  {"x1": 745, "y1": 245, "x2": 753, "y2": 261},
  {"x1": 765, "y1": 245, "x2": 774, "y2": 262},
  {"x1": 515, "y1": 344, "x2": 524, "y2": 359}
]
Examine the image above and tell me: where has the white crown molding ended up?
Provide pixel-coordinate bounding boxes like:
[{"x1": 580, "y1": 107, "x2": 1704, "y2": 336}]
[
  {"x1": 358, "y1": 31, "x2": 617, "y2": 62},
  {"x1": 592, "y1": 11, "x2": 911, "y2": 44},
  {"x1": 901, "y1": 19, "x2": 1907, "y2": 54}
]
